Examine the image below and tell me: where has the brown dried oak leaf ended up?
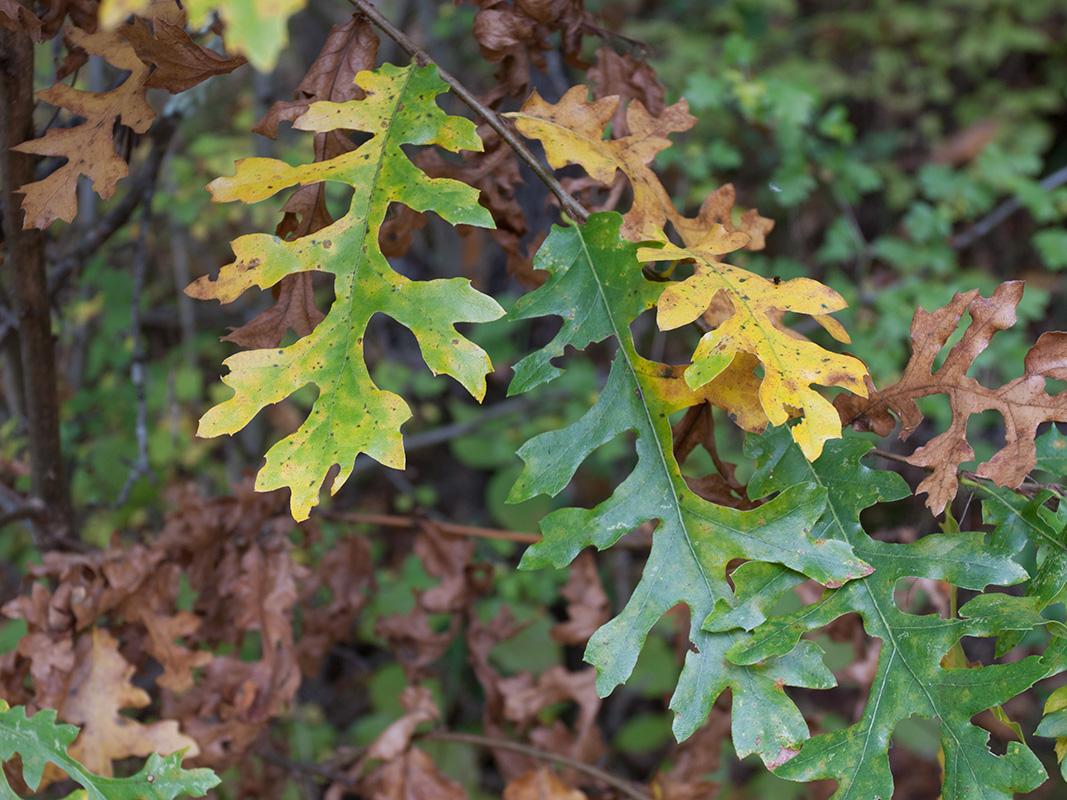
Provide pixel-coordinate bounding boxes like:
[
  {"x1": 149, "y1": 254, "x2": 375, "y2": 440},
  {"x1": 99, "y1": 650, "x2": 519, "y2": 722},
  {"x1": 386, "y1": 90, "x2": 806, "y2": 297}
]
[
  {"x1": 504, "y1": 768, "x2": 587, "y2": 800},
  {"x1": 121, "y1": 16, "x2": 246, "y2": 94},
  {"x1": 469, "y1": 0, "x2": 593, "y2": 106},
  {"x1": 60, "y1": 626, "x2": 200, "y2": 776},
  {"x1": 835, "y1": 280, "x2": 1067, "y2": 514},
  {"x1": 14, "y1": 25, "x2": 155, "y2": 228}
]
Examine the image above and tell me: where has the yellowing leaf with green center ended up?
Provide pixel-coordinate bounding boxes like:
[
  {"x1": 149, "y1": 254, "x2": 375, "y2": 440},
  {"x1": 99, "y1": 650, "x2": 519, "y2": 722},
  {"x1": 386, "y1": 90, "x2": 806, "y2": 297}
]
[
  {"x1": 187, "y1": 62, "x2": 502, "y2": 520},
  {"x1": 100, "y1": 0, "x2": 301, "y2": 71},
  {"x1": 638, "y1": 228, "x2": 868, "y2": 460}
]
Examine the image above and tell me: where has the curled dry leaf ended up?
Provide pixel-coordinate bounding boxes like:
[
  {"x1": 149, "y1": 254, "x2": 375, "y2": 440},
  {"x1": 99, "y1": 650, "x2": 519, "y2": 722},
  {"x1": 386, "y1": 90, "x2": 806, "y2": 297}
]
[
  {"x1": 367, "y1": 686, "x2": 440, "y2": 762},
  {"x1": 468, "y1": 0, "x2": 594, "y2": 105},
  {"x1": 671, "y1": 402, "x2": 755, "y2": 510},
  {"x1": 550, "y1": 551, "x2": 609, "y2": 645},
  {"x1": 365, "y1": 747, "x2": 466, "y2": 800},
  {"x1": 121, "y1": 16, "x2": 245, "y2": 94},
  {"x1": 0, "y1": 482, "x2": 368, "y2": 775},
  {"x1": 588, "y1": 46, "x2": 666, "y2": 138},
  {"x1": 835, "y1": 280, "x2": 1067, "y2": 514},
  {"x1": 500, "y1": 665, "x2": 604, "y2": 766},
  {"x1": 504, "y1": 768, "x2": 588, "y2": 800},
  {"x1": 0, "y1": 0, "x2": 44, "y2": 40},
  {"x1": 652, "y1": 707, "x2": 731, "y2": 800}
]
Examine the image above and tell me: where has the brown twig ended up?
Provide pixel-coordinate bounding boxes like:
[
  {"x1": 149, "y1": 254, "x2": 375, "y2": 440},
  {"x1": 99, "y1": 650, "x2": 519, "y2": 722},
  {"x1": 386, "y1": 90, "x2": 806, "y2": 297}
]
[
  {"x1": 419, "y1": 730, "x2": 653, "y2": 800},
  {"x1": 347, "y1": 0, "x2": 589, "y2": 224},
  {"x1": 323, "y1": 510, "x2": 541, "y2": 543},
  {"x1": 951, "y1": 164, "x2": 1067, "y2": 251},
  {"x1": 256, "y1": 746, "x2": 361, "y2": 787}
]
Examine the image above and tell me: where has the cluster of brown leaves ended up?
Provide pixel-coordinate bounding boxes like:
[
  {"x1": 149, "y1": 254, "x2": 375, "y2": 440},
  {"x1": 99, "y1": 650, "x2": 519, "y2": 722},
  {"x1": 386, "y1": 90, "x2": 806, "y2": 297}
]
[
  {"x1": 3, "y1": 0, "x2": 244, "y2": 229},
  {"x1": 836, "y1": 280, "x2": 1067, "y2": 514},
  {"x1": 466, "y1": 0, "x2": 594, "y2": 106},
  {"x1": 0, "y1": 482, "x2": 370, "y2": 781},
  {"x1": 296, "y1": 519, "x2": 726, "y2": 800}
]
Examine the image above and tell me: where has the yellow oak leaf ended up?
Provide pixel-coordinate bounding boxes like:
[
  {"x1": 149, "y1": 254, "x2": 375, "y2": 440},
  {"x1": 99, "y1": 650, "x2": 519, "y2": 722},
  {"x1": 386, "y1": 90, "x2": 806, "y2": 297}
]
[{"x1": 639, "y1": 227, "x2": 868, "y2": 460}]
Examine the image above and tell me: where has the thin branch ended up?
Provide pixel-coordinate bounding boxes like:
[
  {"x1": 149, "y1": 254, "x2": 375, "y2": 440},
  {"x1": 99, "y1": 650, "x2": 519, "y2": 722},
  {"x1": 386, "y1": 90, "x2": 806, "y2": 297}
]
[
  {"x1": 419, "y1": 730, "x2": 653, "y2": 800},
  {"x1": 255, "y1": 746, "x2": 361, "y2": 787},
  {"x1": 347, "y1": 0, "x2": 589, "y2": 224},
  {"x1": 111, "y1": 181, "x2": 159, "y2": 509},
  {"x1": 951, "y1": 164, "x2": 1067, "y2": 251},
  {"x1": 0, "y1": 503, "x2": 47, "y2": 531},
  {"x1": 323, "y1": 510, "x2": 541, "y2": 543}
]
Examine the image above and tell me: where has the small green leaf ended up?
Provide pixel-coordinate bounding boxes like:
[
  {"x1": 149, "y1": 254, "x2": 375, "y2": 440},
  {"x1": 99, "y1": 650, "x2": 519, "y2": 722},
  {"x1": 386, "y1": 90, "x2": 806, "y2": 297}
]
[{"x1": 0, "y1": 702, "x2": 218, "y2": 800}]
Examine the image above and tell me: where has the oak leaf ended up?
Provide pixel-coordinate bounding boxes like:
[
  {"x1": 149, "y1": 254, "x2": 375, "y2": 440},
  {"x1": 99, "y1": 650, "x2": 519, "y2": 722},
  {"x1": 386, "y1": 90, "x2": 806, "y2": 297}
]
[
  {"x1": 121, "y1": 16, "x2": 246, "y2": 94},
  {"x1": 834, "y1": 280, "x2": 1067, "y2": 514},
  {"x1": 727, "y1": 426, "x2": 1056, "y2": 799},
  {"x1": 469, "y1": 0, "x2": 593, "y2": 105},
  {"x1": 640, "y1": 228, "x2": 869, "y2": 460},
  {"x1": 187, "y1": 62, "x2": 503, "y2": 521},
  {"x1": 204, "y1": 17, "x2": 377, "y2": 350},
  {"x1": 504, "y1": 768, "x2": 587, "y2": 800},
  {"x1": 0, "y1": 0, "x2": 43, "y2": 40},
  {"x1": 507, "y1": 87, "x2": 772, "y2": 247},
  {"x1": 508, "y1": 213, "x2": 871, "y2": 757},
  {"x1": 14, "y1": 26, "x2": 155, "y2": 229},
  {"x1": 0, "y1": 701, "x2": 219, "y2": 800},
  {"x1": 549, "y1": 552, "x2": 609, "y2": 645},
  {"x1": 370, "y1": 748, "x2": 466, "y2": 800},
  {"x1": 100, "y1": 0, "x2": 303, "y2": 71},
  {"x1": 367, "y1": 686, "x2": 439, "y2": 762},
  {"x1": 60, "y1": 627, "x2": 199, "y2": 777},
  {"x1": 588, "y1": 46, "x2": 667, "y2": 138}
]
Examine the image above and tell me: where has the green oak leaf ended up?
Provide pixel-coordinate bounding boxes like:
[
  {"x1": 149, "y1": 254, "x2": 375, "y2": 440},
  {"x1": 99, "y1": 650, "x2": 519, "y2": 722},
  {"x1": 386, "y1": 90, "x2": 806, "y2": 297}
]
[
  {"x1": 981, "y1": 484, "x2": 1067, "y2": 654},
  {"x1": 0, "y1": 702, "x2": 219, "y2": 800},
  {"x1": 1035, "y1": 426, "x2": 1067, "y2": 475},
  {"x1": 728, "y1": 426, "x2": 1055, "y2": 800},
  {"x1": 188, "y1": 62, "x2": 503, "y2": 520},
  {"x1": 507, "y1": 212, "x2": 871, "y2": 760}
]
